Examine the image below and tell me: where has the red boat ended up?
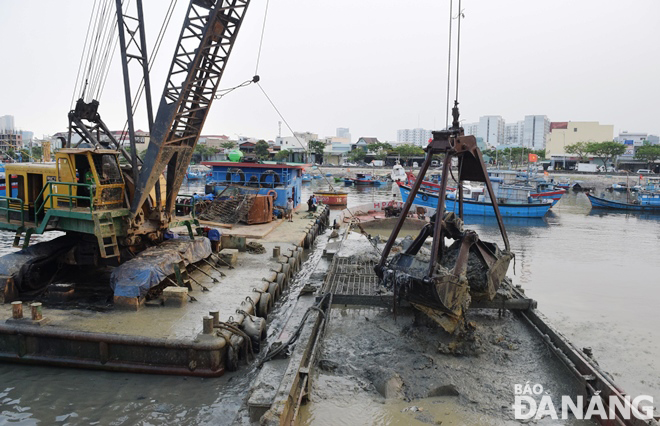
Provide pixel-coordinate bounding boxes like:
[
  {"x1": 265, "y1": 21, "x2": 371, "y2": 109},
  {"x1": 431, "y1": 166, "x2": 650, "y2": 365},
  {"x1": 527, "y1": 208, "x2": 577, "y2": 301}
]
[{"x1": 406, "y1": 171, "x2": 456, "y2": 192}]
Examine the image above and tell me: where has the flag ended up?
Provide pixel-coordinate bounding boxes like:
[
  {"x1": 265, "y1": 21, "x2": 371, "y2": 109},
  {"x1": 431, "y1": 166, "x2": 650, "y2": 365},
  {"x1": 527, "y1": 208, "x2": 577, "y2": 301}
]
[{"x1": 528, "y1": 153, "x2": 538, "y2": 163}]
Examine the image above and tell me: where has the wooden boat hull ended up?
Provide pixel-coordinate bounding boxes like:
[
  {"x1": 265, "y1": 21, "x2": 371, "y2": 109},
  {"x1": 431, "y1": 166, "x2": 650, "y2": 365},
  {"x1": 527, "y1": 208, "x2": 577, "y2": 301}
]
[
  {"x1": 398, "y1": 185, "x2": 552, "y2": 218},
  {"x1": 530, "y1": 189, "x2": 565, "y2": 206},
  {"x1": 313, "y1": 191, "x2": 348, "y2": 206},
  {"x1": 586, "y1": 192, "x2": 660, "y2": 211}
]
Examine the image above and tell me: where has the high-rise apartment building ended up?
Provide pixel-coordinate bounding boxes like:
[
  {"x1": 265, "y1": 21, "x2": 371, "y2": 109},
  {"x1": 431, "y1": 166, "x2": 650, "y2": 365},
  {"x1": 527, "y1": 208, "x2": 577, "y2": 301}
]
[
  {"x1": 0, "y1": 115, "x2": 15, "y2": 132},
  {"x1": 336, "y1": 127, "x2": 351, "y2": 142},
  {"x1": 504, "y1": 121, "x2": 524, "y2": 146},
  {"x1": 477, "y1": 116, "x2": 505, "y2": 147},
  {"x1": 522, "y1": 115, "x2": 550, "y2": 149},
  {"x1": 397, "y1": 128, "x2": 432, "y2": 146}
]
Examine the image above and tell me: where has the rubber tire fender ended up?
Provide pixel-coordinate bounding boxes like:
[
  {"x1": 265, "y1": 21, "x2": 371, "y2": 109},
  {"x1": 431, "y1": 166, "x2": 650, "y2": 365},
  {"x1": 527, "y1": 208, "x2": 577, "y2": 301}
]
[
  {"x1": 260, "y1": 170, "x2": 281, "y2": 188},
  {"x1": 226, "y1": 168, "x2": 245, "y2": 185},
  {"x1": 421, "y1": 193, "x2": 429, "y2": 202}
]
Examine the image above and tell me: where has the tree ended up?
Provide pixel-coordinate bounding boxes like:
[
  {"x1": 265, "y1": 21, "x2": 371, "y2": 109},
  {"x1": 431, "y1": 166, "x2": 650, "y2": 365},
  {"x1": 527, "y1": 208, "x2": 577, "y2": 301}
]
[
  {"x1": 255, "y1": 140, "x2": 270, "y2": 160},
  {"x1": 221, "y1": 141, "x2": 236, "y2": 151},
  {"x1": 347, "y1": 148, "x2": 366, "y2": 163},
  {"x1": 367, "y1": 141, "x2": 393, "y2": 161},
  {"x1": 275, "y1": 149, "x2": 291, "y2": 161},
  {"x1": 393, "y1": 144, "x2": 424, "y2": 166},
  {"x1": 308, "y1": 140, "x2": 325, "y2": 164},
  {"x1": 634, "y1": 144, "x2": 660, "y2": 169},
  {"x1": 564, "y1": 142, "x2": 590, "y2": 162},
  {"x1": 587, "y1": 141, "x2": 626, "y2": 169}
]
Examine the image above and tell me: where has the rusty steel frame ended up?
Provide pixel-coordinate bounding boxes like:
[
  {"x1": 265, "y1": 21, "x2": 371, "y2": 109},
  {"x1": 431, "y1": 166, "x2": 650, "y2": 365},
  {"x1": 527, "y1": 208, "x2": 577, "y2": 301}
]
[
  {"x1": 376, "y1": 103, "x2": 510, "y2": 282},
  {"x1": 131, "y1": 0, "x2": 251, "y2": 218},
  {"x1": 0, "y1": 322, "x2": 227, "y2": 377}
]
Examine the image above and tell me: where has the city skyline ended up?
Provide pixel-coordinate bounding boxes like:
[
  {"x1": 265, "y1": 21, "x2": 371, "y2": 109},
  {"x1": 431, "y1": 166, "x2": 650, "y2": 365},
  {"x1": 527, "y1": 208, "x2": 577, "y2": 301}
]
[{"x1": 1, "y1": 1, "x2": 659, "y2": 144}]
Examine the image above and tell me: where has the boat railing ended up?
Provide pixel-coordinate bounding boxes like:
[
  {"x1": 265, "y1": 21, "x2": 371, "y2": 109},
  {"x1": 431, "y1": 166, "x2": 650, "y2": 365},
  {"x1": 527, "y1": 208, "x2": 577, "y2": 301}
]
[
  {"x1": 0, "y1": 196, "x2": 25, "y2": 226},
  {"x1": 35, "y1": 182, "x2": 95, "y2": 227}
]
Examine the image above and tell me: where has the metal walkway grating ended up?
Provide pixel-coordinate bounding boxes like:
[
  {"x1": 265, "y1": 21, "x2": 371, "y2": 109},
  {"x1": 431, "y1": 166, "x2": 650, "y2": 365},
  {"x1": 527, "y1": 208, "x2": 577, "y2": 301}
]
[{"x1": 322, "y1": 258, "x2": 391, "y2": 306}]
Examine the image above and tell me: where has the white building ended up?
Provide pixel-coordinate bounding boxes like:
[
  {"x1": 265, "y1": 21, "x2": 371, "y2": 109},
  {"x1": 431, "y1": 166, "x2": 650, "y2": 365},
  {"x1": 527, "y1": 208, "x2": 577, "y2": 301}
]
[
  {"x1": 397, "y1": 128, "x2": 432, "y2": 146},
  {"x1": 477, "y1": 116, "x2": 505, "y2": 147},
  {"x1": 616, "y1": 131, "x2": 648, "y2": 157},
  {"x1": 336, "y1": 127, "x2": 351, "y2": 142},
  {"x1": 0, "y1": 115, "x2": 15, "y2": 132},
  {"x1": 504, "y1": 121, "x2": 524, "y2": 146},
  {"x1": 522, "y1": 115, "x2": 550, "y2": 149},
  {"x1": 464, "y1": 122, "x2": 479, "y2": 137}
]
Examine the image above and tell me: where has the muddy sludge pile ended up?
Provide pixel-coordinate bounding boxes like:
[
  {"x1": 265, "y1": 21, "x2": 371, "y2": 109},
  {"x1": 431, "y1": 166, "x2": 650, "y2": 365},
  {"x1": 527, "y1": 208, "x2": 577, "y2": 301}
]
[{"x1": 378, "y1": 211, "x2": 514, "y2": 333}]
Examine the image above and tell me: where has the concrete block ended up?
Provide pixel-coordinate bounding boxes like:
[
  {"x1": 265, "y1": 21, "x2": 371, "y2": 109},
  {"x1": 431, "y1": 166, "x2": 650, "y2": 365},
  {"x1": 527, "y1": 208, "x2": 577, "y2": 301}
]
[
  {"x1": 221, "y1": 235, "x2": 247, "y2": 252},
  {"x1": 162, "y1": 286, "x2": 188, "y2": 308},
  {"x1": 218, "y1": 248, "x2": 239, "y2": 267},
  {"x1": 113, "y1": 296, "x2": 145, "y2": 310}
]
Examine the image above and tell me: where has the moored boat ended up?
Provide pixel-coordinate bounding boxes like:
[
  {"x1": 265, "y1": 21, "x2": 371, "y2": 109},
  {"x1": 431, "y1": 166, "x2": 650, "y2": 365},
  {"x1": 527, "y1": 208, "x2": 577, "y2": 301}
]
[
  {"x1": 313, "y1": 190, "x2": 348, "y2": 206},
  {"x1": 353, "y1": 173, "x2": 375, "y2": 185},
  {"x1": 391, "y1": 163, "x2": 406, "y2": 182},
  {"x1": 302, "y1": 173, "x2": 312, "y2": 182},
  {"x1": 398, "y1": 183, "x2": 552, "y2": 218},
  {"x1": 586, "y1": 191, "x2": 660, "y2": 212}
]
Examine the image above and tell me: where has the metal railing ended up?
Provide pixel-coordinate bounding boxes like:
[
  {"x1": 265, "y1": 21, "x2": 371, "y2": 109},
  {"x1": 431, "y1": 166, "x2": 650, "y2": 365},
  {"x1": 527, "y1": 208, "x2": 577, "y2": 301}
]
[
  {"x1": 0, "y1": 196, "x2": 25, "y2": 226},
  {"x1": 35, "y1": 181, "x2": 94, "y2": 227},
  {"x1": 175, "y1": 194, "x2": 199, "y2": 219}
]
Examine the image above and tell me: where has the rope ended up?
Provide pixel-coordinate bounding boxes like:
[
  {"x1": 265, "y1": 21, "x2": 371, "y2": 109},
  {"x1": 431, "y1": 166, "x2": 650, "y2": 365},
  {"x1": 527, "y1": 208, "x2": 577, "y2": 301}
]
[
  {"x1": 254, "y1": 0, "x2": 270, "y2": 75},
  {"x1": 445, "y1": 0, "x2": 453, "y2": 129},
  {"x1": 247, "y1": 242, "x2": 266, "y2": 254},
  {"x1": 455, "y1": 0, "x2": 463, "y2": 103}
]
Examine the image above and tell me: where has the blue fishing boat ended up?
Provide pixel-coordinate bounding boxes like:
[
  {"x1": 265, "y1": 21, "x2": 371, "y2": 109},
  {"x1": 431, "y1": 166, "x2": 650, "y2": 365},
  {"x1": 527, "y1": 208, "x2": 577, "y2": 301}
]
[
  {"x1": 203, "y1": 161, "x2": 305, "y2": 209},
  {"x1": 343, "y1": 178, "x2": 353, "y2": 185},
  {"x1": 302, "y1": 173, "x2": 312, "y2": 182},
  {"x1": 398, "y1": 184, "x2": 552, "y2": 218},
  {"x1": 354, "y1": 173, "x2": 376, "y2": 185},
  {"x1": 586, "y1": 192, "x2": 660, "y2": 212},
  {"x1": 313, "y1": 175, "x2": 323, "y2": 179}
]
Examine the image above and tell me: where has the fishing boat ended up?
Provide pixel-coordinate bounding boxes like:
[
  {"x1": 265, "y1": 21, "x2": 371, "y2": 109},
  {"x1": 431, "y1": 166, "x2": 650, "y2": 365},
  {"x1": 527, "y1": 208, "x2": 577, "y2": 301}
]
[
  {"x1": 586, "y1": 190, "x2": 660, "y2": 212},
  {"x1": 313, "y1": 175, "x2": 323, "y2": 179},
  {"x1": 391, "y1": 163, "x2": 406, "y2": 182},
  {"x1": 397, "y1": 183, "x2": 552, "y2": 218},
  {"x1": 353, "y1": 173, "x2": 376, "y2": 185},
  {"x1": 185, "y1": 165, "x2": 210, "y2": 180},
  {"x1": 333, "y1": 176, "x2": 344, "y2": 183},
  {"x1": 343, "y1": 178, "x2": 353, "y2": 185},
  {"x1": 313, "y1": 190, "x2": 348, "y2": 206},
  {"x1": 405, "y1": 171, "x2": 456, "y2": 192},
  {"x1": 302, "y1": 173, "x2": 312, "y2": 182}
]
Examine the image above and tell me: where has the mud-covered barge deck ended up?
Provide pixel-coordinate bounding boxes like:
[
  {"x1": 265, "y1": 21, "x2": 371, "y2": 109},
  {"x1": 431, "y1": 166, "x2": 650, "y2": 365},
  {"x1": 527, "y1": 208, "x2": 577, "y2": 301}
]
[{"x1": 0, "y1": 206, "x2": 329, "y2": 377}]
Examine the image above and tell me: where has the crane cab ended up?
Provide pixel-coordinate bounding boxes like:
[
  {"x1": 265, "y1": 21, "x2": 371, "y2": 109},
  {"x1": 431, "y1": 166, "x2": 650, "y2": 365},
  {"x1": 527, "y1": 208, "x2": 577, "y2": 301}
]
[{"x1": 3, "y1": 148, "x2": 125, "y2": 221}]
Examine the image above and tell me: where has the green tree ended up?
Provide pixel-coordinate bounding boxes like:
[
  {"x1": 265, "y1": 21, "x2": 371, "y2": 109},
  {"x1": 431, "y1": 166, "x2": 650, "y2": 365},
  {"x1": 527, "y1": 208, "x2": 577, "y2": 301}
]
[
  {"x1": 347, "y1": 148, "x2": 366, "y2": 163},
  {"x1": 275, "y1": 149, "x2": 291, "y2": 161},
  {"x1": 221, "y1": 141, "x2": 236, "y2": 151},
  {"x1": 587, "y1": 141, "x2": 626, "y2": 169},
  {"x1": 634, "y1": 144, "x2": 660, "y2": 169},
  {"x1": 308, "y1": 140, "x2": 326, "y2": 164},
  {"x1": 393, "y1": 144, "x2": 424, "y2": 166},
  {"x1": 564, "y1": 142, "x2": 590, "y2": 162},
  {"x1": 255, "y1": 140, "x2": 270, "y2": 160},
  {"x1": 367, "y1": 142, "x2": 393, "y2": 161}
]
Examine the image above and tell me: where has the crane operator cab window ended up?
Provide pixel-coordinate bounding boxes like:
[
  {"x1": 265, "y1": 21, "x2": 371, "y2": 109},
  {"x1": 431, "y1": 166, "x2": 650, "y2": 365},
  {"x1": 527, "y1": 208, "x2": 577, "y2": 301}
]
[{"x1": 94, "y1": 154, "x2": 122, "y2": 185}]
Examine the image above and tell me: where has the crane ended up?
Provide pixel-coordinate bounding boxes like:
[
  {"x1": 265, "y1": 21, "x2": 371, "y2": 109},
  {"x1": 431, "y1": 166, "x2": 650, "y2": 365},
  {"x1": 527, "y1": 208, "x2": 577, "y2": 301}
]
[{"x1": 0, "y1": 0, "x2": 252, "y2": 262}]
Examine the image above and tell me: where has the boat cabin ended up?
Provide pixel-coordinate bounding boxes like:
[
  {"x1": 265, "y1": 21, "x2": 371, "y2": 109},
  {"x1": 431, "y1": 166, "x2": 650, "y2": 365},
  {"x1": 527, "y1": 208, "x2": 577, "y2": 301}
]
[{"x1": 202, "y1": 161, "x2": 305, "y2": 208}]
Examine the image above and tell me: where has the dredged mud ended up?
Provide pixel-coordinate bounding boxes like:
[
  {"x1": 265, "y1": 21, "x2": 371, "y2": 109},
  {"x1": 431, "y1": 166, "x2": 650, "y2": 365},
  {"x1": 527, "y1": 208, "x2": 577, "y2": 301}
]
[{"x1": 302, "y1": 306, "x2": 595, "y2": 425}]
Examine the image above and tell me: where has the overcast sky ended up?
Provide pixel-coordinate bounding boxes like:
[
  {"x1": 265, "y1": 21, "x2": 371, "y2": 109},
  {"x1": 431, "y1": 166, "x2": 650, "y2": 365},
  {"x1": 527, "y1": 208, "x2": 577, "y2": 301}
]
[{"x1": 1, "y1": 0, "x2": 658, "y2": 142}]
